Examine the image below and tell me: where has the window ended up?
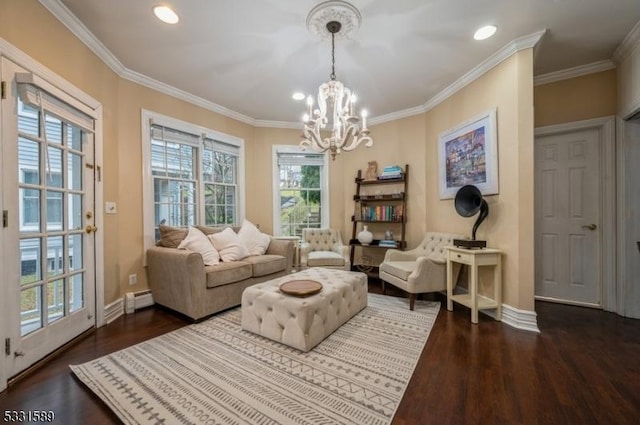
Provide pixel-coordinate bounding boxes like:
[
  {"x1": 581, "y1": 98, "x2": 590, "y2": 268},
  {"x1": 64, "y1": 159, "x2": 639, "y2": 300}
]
[
  {"x1": 272, "y1": 146, "x2": 329, "y2": 237},
  {"x1": 203, "y1": 138, "x2": 239, "y2": 226},
  {"x1": 150, "y1": 126, "x2": 199, "y2": 229},
  {"x1": 142, "y1": 111, "x2": 245, "y2": 250}
]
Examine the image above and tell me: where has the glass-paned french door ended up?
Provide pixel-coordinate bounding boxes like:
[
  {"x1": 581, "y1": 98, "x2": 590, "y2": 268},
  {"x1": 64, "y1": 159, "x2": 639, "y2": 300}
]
[{"x1": 1, "y1": 58, "x2": 97, "y2": 383}]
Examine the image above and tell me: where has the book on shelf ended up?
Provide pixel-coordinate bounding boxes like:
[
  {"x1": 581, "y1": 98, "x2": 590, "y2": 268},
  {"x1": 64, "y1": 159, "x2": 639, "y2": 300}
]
[
  {"x1": 378, "y1": 165, "x2": 404, "y2": 180},
  {"x1": 378, "y1": 240, "x2": 398, "y2": 248},
  {"x1": 358, "y1": 204, "x2": 403, "y2": 221}
]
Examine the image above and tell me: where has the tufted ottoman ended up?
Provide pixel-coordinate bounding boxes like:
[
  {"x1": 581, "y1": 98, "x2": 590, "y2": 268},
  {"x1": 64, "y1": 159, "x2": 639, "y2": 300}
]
[{"x1": 241, "y1": 268, "x2": 368, "y2": 352}]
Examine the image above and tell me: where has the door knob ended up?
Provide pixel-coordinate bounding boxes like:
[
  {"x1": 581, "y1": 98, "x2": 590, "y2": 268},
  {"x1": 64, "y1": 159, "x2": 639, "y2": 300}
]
[
  {"x1": 85, "y1": 225, "x2": 98, "y2": 234},
  {"x1": 581, "y1": 224, "x2": 597, "y2": 231}
]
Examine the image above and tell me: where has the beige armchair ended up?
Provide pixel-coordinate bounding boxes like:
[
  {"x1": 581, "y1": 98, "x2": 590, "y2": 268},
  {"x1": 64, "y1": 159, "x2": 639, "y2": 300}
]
[
  {"x1": 379, "y1": 232, "x2": 465, "y2": 310},
  {"x1": 299, "y1": 228, "x2": 350, "y2": 270}
]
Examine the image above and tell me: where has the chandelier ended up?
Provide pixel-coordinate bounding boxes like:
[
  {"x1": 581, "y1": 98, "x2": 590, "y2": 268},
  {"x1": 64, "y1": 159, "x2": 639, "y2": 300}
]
[{"x1": 300, "y1": 1, "x2": 373, "y2": 160}]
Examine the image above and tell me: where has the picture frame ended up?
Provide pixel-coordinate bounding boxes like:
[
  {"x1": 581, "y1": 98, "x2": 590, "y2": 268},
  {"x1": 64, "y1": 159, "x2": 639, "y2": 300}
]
[{"x1": 437, "y1": 108, "x2": 498, "y2": 199}]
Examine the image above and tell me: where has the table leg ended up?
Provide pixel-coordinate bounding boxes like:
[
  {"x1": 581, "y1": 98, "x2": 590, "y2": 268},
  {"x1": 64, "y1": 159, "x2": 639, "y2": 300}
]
[
  {"x1": 446, "y1": 258, "x2": 453, "y2": 311},
  {"x1": 495, "y1": 257, "x2": 502, "y2": 321},
  {"x1": 470, "y1": 264, "x2": 478, "y2": 324}
]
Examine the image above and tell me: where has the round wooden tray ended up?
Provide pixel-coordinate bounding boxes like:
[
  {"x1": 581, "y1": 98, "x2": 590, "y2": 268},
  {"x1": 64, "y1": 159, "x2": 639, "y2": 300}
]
[{"x1": 279, "y1": 280, "x2": 323, "y2": 297}]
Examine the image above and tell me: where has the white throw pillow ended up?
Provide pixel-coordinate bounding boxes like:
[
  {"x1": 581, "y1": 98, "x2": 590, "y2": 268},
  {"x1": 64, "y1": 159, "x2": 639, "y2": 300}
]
[
  {"x1": 208, "y1": 227, "x2": 250, "y2": 262},
  {"x1": 177, "y1": 226, "x2": 220, "y2": 266},
  {"x1": 237, "y1": 219, "x2": 271, "y2": 256}
]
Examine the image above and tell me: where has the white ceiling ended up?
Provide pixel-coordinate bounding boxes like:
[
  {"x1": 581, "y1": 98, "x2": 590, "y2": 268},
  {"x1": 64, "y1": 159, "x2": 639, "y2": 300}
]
[{"x1": 50, "y1": 0, "x2": 640, "y2": 125}]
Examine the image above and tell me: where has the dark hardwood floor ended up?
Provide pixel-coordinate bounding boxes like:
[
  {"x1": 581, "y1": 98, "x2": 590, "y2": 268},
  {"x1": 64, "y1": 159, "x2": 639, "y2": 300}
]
[{"x1": 1, "y1": 280, "x2": 638, "y2": 425}]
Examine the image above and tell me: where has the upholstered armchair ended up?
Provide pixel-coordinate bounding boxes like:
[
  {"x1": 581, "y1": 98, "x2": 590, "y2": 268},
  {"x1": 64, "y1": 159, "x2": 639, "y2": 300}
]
[
  {"x1": 379, "y1": 232, "x2": 465, "y2": 310},
  {"x1": 299, "y1": 228, "x2": 350, "y2": 270}
]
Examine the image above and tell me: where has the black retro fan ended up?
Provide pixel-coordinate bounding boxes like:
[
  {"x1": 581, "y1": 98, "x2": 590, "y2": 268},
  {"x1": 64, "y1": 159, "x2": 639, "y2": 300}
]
[{"x1": 453, "y1": 185, "x2": 488, "y2": 249}]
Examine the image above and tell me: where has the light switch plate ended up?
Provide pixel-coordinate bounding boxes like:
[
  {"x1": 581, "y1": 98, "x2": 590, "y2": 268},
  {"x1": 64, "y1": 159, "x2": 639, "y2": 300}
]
[{"x1": 105, "y1": 202, "x2": 117, "y2": 214}]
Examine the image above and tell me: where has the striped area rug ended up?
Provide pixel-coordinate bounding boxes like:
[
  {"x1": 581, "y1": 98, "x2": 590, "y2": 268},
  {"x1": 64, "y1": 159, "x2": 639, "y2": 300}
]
[{"x1": 70, "y1": 294, "x2": 439, "y2": 425}]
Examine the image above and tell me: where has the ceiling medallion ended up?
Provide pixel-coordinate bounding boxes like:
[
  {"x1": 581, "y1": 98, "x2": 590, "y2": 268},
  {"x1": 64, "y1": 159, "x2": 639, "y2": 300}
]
[
  {"x1": 306, "y1": 0, "x2": 362, "y2": 41},
  {"x1": 300, "y1": 1, "x2": 372, "y2": 161}
]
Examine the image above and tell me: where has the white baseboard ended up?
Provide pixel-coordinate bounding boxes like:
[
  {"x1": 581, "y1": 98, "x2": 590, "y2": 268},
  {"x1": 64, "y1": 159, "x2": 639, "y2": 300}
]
[
  {"x1": 450, "y1": 288, "x2": 540, "y2": 332},
  {"x1": 501, "y1": 304, "x2": 540, "y2": 333},
  {"x1": 104, "y1": 298, "x2": 124, "y2": 325}
]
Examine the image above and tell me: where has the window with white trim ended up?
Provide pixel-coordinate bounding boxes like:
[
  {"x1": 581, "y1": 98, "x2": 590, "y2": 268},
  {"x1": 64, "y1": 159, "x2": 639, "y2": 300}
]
[
  {"x1": 272, "y1": 146, "x2": 329, "y2": 237},
  {"x1": 142, "y1": 111, "x2": 245, "y2": 248}
]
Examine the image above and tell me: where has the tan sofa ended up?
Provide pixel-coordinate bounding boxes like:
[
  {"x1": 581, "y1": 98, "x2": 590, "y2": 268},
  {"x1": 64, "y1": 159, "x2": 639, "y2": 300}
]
[{"x1": 147, "y1": 225, "x2": 295, "y2": 321}]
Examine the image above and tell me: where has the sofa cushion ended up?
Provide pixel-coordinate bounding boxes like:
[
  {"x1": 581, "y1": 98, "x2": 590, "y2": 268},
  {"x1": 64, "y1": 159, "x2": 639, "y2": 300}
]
[
  {"x1": 177, "y1": 227, "x2": 220, "y2": 266},
  {"x1": 308, "y1": 251, "x2": 345, "y2": 267},
  {"x1": 205, "y1": 261, "x2": 252, "y2": 288},
  {"x1": 197, "y1": 225, "x2": 241, "y2": 236},
  {"x1": 242, "y1": 255, "x2": 286, "y2": 277},
  {"x1": 208, "y1": 227, "x2": 250, "y2": 262},
  {"x1": 237, "y1": 219, "x2": 271, "y2": 256},
  {"x1": 159, "y1": 224, "x2": 188, "y2": 248},
  {"x1": 379, "y1": 261, "x2": 416, "y2": 280}
]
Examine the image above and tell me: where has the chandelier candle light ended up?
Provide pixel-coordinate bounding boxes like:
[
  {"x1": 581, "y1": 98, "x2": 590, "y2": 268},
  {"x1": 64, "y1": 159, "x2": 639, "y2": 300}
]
[{"x1": 300, "y1": 1, "x2": 373, "y2": 160}]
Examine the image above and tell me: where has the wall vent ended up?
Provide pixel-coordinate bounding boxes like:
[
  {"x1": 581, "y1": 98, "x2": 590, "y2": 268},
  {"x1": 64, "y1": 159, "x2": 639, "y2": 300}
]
[{"x1": 125, "y1": 290, "x2": 154, "y2": 314}]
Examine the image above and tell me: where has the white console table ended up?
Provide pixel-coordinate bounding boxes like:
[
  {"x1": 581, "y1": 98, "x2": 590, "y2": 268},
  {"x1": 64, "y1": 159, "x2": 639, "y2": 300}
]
[{"x1": 446, "y1": 246, "x2": 503, "y2": 324}]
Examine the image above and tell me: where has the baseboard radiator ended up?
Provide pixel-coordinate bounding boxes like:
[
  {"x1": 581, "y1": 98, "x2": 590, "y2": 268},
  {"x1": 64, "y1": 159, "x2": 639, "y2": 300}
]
[{"x1": 125, "y1": 290, "x2": 154, "y2": 314}]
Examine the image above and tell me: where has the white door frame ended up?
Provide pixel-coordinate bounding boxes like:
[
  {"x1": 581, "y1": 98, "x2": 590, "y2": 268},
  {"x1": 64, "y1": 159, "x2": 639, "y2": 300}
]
[
  {"x1": 534, "y1": 116, "x2": 616, "y2": 311},
  {"x1": 616, "y1": 116, "x2": 640, "y2": 318},
  {"x1": 0, "y1": 39, "x2": 104, "y2": 392}
]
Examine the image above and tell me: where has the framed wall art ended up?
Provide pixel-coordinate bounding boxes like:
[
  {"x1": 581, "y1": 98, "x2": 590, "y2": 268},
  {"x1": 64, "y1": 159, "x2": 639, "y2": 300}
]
[{"x1": 438, "y1": 108, "x2": 498, "y2": 199}]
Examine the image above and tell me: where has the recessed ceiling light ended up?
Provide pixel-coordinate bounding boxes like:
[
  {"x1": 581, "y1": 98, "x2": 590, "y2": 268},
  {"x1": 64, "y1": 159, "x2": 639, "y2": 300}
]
[
  {"x1": 474, "y1": 25, "x2": 497, "y2": 41},
  {"x1": 153, "y1": 5, "x2": 179, "y2": 24},
  {"x1": 292, "y1": 92, "x2": 305, "y2": 100}
]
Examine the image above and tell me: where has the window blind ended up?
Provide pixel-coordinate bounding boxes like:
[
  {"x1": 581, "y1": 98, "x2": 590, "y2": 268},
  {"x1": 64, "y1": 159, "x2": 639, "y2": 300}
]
[
  {"x1": 204, "y1": 137, "x2": 239, "y2": 156},
  {"x1": 277, "y1": 152, "x2": 325, "y2": 166},
  {"x1": 150, "y1": 124, "x2": 201, "y2": 146},
  {"x1": 16, "y1": 73, "x2": 95, "y2": 132}
]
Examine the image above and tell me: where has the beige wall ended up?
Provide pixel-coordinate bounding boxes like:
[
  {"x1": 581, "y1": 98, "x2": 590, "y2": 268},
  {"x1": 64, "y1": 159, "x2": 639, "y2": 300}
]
[
  {"x1": 114, "y1": 80, "x2": 254, "y2": 298},
  {"x1": 424, "y1": 51, "x2": 536, "y2": 310},
  {"x1": 534, "y1": 69, "x2": 617, "y2": 127},
  {"x1": 2, "y1": 0, "x2": 538, "y2": 313},
  {"x1": 1, "y1": 0, "x2": 255, "y2": 303}
]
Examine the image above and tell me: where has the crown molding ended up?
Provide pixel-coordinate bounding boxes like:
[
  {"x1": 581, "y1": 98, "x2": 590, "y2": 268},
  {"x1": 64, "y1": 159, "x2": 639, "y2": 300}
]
[
  {"x1": 423, "y1": 29, "x2": 546, "y2": 113},
  {"x1": 39, "y1": 0, "x2": 546, "y2": 129},
  {"x1": 119, "y1": 67, "x2": 256, "y2": 126},
  {"x1": 613, "y1": 20, "x2": 640, "y2": 63},
  {"x1": 38, "y1": 0, "x2": 257, "y2": 127},
  {"x1": 39, "y1": 0, "x2": 126, "y2": 75},
  {"x1": 369, "y1": 105, "x2": 429, "y2": 126},
  {"x1": 253, "y1": 120, "x2": 302, "y2": 129},
  {"x1": 371, "y1": 30, "x2": 547, "y2": 125},
  {"x1": 534, "y1": 60, "x2": 616, "y2": 86}
]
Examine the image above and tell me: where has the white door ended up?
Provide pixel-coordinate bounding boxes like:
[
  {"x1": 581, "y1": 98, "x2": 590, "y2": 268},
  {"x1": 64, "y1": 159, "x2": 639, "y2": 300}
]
[
  {"x1": 1, "y1": 58, "x2": 96, "y2": 382},
  {"x1": 535, "y1": 128, "x2": 601, "y2": 306}
]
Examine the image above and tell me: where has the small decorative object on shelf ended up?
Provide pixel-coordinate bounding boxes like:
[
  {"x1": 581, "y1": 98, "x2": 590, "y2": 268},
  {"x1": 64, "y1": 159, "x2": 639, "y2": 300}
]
[
  {"x1": 384, "y1": 230, "x2": 393, "y2": 240},
  {"x1": 357, "y1": 225, "x2": 374, "y2": 245},
  {"x1": 364, "y1": 160, "x2": 378, "y2": 181}
]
